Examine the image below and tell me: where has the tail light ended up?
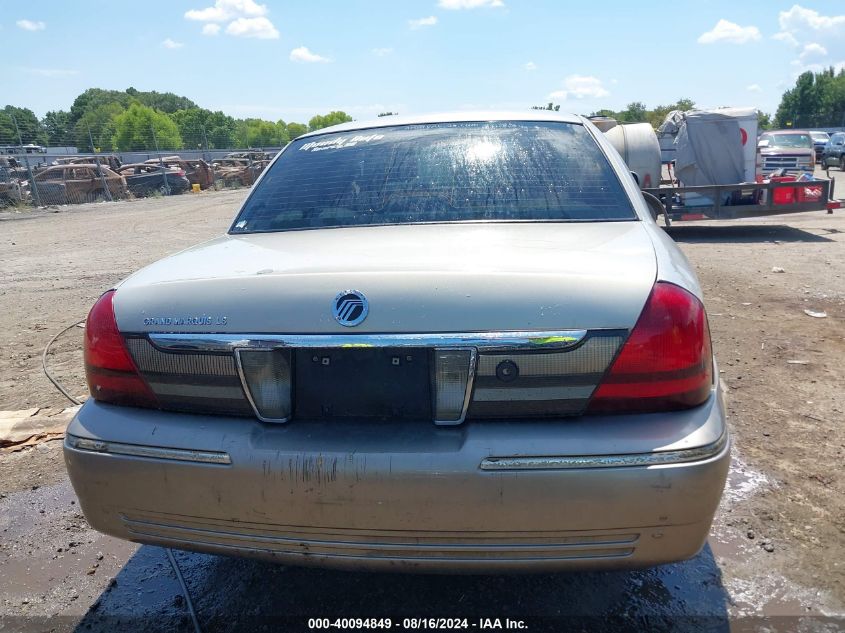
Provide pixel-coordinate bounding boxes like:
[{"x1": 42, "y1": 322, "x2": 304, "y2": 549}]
[
  {"x1": 176, "y1": 170, "x2": 186, "y2": 177},
  {"x1": 587, "y1": 282, "x2": 713, "y2": 414},
  {"x1": 84, "y1": 290, "x2": 158, "y2": 408}
]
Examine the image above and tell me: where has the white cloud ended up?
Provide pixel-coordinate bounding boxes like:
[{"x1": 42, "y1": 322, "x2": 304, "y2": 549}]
[
  {"x1": 778, "y1": 5, "x2": 845, "y2": 35},
  {"x1": 524, "y1": 61, "x2": 537, "y2": 71},
  {"x1": 790, "y1": 59, "x2": 845, "y2": 77},
  {"x1": 746, "y1": 83, "x2": 762, "y2": 93},
  {"x1": 698, "y1": 19, "x2": 761, "y2": 44},
  {"x1": 409, "y1": 16, "x2": 438, "y2": 29},
  {"x1": 185, "y1": 0, "x2": 267, "y2": 22},
  {"x1": 289, "y1": 46, "x2": 331, "y2": 63},
  {"x1": 19, "y1": 67, "x2": 78, "y2": 78},
  {"x1": 16, "y1": 19, "x2": 45, "y2": 31},
  {"x1": 372, "y1": 47, "x2": 393, "y2": 56},
  {"x1": 549, "y1": 75, "x2": 610, "y2": 101},
  {"x1": 799, "y1": 42, "x2": 827, "y2": 60},
  {"x1": 774, "y1": 6, "x2": 844, "y2": 74},
  {"x1": 437, "y1": 0, "x2": 504, "y2": 9},
  {"x1": 161, "y1": 38, "x2": 185, "y2": 49},
  {"x1": 185, "y1": 0, "x2": 278, "y2": 39},
  {"x1": 772, "y1": 31, "x2": 799, "y2": 47},
  {"x1": 226, "y1": 16, "x2": 279, "y2": 39}
]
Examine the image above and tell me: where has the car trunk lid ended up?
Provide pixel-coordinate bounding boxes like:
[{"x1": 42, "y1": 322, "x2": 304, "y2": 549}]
[{"x1": 113, "y1": 221, "x2": 656, "y2": 334}]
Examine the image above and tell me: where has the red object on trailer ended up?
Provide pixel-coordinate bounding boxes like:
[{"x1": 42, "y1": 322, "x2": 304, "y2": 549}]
[
  {"x1": 796, "y1": 183, "x2": 823, "y2": 203},
  {"x1": 769, "y1": 176, "x2": 797, "y2": 205}
]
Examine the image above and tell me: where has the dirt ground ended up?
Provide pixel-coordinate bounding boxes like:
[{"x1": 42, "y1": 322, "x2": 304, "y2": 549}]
[{"x1": 1, "y1": 176, "x2": 844, "y2": 631}]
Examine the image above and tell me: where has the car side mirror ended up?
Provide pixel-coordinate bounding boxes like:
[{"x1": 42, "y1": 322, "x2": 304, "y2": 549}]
[
  {"x1": 630, "y1": 171, "x2": 640, "y2": 186},
  {"x1": 757, "y1": 140, "x2": 769, "y2": 148},
  {"x1": 641, "y1": 191, "x2": 664, "y2": 221}
]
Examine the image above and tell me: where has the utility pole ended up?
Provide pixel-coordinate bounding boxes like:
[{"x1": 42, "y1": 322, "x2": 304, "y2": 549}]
[
  {"x1": 12, "y1": 114, "x2": 40, "y2": 207},
  {"x1": 150, "y1": 124, "x2": 170, "y2": 195},
  {"x1": 201, "y1": 123, "x2": 216, "y2": 189},
  {"x1": 200, "y1": 124, "x2": 210, "y2": 162},
  {"x1": 88, "y1": 123, "x2": 113, "y2": 202}
]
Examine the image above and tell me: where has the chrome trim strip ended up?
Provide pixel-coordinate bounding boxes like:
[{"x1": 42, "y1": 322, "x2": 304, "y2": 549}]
[
  {"x1": 479, "y1": 433, "x2": 728, "y2": 471},
  {"x1": 234, "y1": 348, "x2": 291, "y2": 424},
  {"x1": 67, "y1": 435, "x2": 232, "y2": 465},
  {"x1": 145, "y1": 330, "x2": 588, "y2": 427},
  {"x1": 147, "y1": 330, "x2": 588, "y2": 354}
]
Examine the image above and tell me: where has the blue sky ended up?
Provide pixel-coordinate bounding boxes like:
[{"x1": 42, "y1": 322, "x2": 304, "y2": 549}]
[{"x1": 4, "y1": 1, "x2": 845, "y2": 122}]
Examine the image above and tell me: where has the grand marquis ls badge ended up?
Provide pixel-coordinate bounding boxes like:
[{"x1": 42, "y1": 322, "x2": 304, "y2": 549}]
[{"x1": 333, "y1": 290, "x2": 368, "y2": 327}]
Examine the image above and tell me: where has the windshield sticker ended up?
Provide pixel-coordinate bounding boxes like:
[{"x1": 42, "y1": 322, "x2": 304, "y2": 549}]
[{"x1": 300, "y1": 134, "x2": 385, "y2": 153}]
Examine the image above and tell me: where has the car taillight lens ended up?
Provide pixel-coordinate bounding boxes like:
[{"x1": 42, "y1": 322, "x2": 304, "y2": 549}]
[
  {"x1": 84, "y1": 290, "x2": 158, "y2": 408},
  {"x1": 587, "y1": 282, "x2": 713, "y2": 414}
]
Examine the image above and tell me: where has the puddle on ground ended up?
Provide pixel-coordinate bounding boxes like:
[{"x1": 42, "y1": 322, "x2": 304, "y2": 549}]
[{"x1": 707, "y1": 449, "x2": 839, "y2": 619}]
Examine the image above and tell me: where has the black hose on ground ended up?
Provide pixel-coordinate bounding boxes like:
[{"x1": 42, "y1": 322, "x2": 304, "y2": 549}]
[
  {"x1": 42, "y1": 321, "x2": 203, "y2": 633},
  {"x1": 41, "y1": 321, "x2": 84, "y2": 406},
  {"x1": 167, "y1": 548, "x2": 203, "y2": 633}
]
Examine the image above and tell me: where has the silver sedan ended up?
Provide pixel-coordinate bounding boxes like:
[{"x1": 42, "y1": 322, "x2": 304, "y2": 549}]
[{"x1": 65, "y1": 112, "x2": 729, "y2": 572}]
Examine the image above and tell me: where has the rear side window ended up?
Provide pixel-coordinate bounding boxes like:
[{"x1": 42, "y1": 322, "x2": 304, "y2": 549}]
[{"x1": 231, "y1": 121, "x2": 635, "y2": 233}]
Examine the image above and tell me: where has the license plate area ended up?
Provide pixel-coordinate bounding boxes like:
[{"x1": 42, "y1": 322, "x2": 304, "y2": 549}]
[{"x1": 293, "y1": 348, "x2": 432, "y2": 420}]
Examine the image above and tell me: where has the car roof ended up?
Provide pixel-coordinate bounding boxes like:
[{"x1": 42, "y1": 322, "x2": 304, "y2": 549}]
[{"x1": 296, "y1": 110, "x2": 585, "y2": 139}]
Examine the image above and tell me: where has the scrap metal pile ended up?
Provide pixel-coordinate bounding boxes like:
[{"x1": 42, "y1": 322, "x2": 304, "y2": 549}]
[{"x1": 0, "y1": 150, "x2": 277, "y2": 208}]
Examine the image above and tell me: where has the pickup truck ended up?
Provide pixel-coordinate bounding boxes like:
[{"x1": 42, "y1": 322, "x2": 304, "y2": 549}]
[{"x1": 756, "y1": 130, "x2": 814, "y2": 176}]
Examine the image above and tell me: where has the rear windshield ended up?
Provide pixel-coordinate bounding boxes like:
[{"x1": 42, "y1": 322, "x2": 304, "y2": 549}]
[{"x1": 230, "y1": 121, "x2": 635, "y2": 233}]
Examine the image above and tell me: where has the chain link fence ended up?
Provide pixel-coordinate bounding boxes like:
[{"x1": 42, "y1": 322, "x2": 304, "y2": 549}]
[{"x1": 0, "y1": 116, "x2": 283, "y2": 209}]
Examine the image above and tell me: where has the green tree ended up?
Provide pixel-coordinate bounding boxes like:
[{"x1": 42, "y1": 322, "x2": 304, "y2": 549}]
[
  {"x1": 286, "y1": 122, "x2": 308, "y2": 139},
  {"x1": 618, "y1": 102, "x2": 648, "y2": 123},
  {"x1": 68, "y1": 87, "x2": 198, "y2": 129},
  {"x1": 204, "y1": 111, "x2": 237, "y2": 148},
  {"x1": 134, "y1": 89, "x2": 198, "y2": 114},
  {"x1": 775, "y1": 68, "x2": 845, "y2": 128},
  {"x1": 111, "y1": 103, "x2": 182, "y2": 151},
  {"x1": 42, "y1": 110, "x2": 72, "y2": 146},
  {"x1": 308, "y1": 111, "x2": 353, "y2": 132},
  {"x1": 675, "y1": 98, "x2": 695, "y2": 112},
  {"x1": 73, "y1": 103, "x2": 125, "y2": 152},
  {"x1": 757, "y1": 111, "x2": 772, "y2": 130},
  {"x1": 233, "y1": 118, "x2": 285, "y2": 148},
  {"x1": 275, "y1": 120, "x2": 291, "y2": 146},
  {"x1": 589, "y1": 98, "x2": 696, "y2": 129},
  {"x1": 68, "y1": 88, "x2": 131, "y2": 127},
  {"x1": 171, "y1": 108, "x2": 237, "y2": 149},
  {"x1": 0, "y1": 106, "x2": 46, "y2": 145}
]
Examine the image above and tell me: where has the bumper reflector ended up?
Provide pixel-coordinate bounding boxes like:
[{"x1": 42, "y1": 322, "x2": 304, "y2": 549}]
[
  {"x1": 236, "y1": 349, "x2": 292, "y2": 422},
  {"x1": 433, "y1": 349, "x2": 474, "y2": 424}
]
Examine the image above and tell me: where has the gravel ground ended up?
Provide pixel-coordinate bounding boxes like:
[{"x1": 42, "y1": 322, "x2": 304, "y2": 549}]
[{"x1": 1, "y1": 179, "x2": 844, "y2": 631}]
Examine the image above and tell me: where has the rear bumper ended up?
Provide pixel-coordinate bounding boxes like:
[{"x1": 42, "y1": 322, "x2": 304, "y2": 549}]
[{"x1": 64, "y1": 391, "x2": 730, "y2": 573}]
